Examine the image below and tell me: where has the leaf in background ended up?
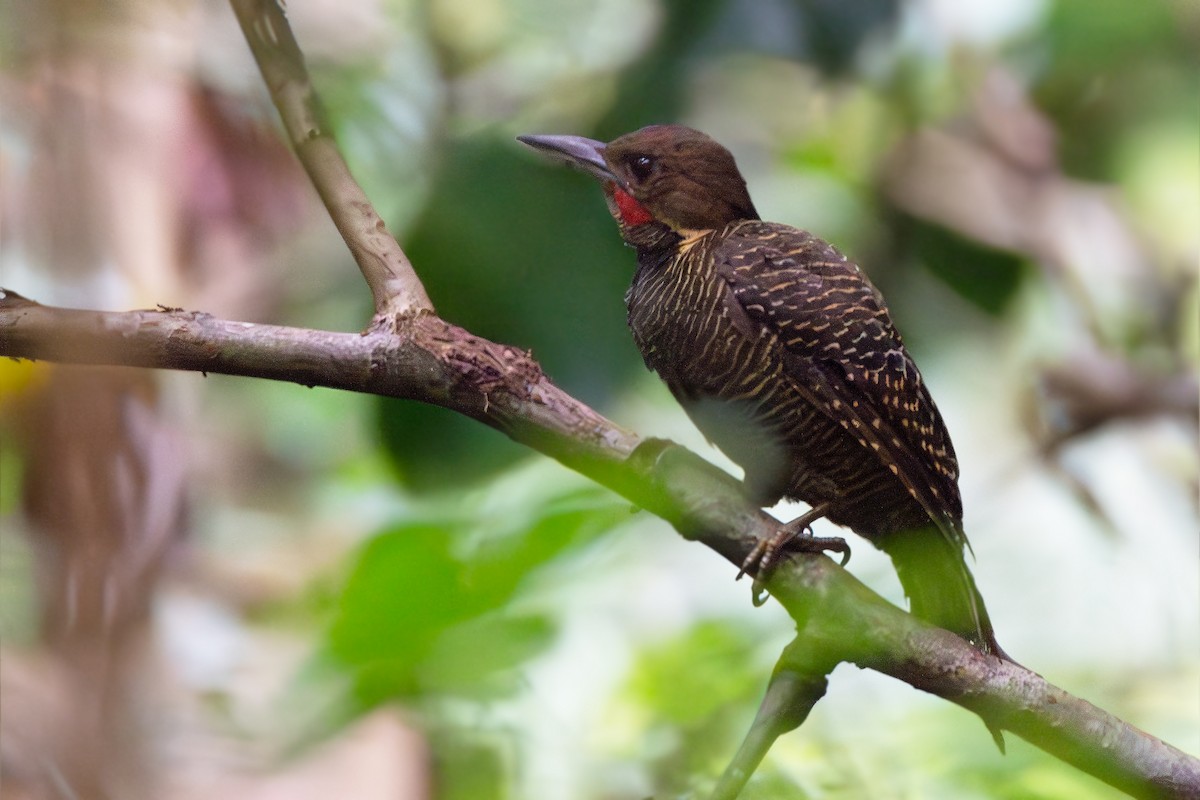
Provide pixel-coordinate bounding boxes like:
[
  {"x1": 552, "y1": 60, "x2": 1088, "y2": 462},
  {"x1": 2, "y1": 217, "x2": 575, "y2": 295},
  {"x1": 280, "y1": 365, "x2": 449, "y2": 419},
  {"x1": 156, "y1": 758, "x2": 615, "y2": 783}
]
[
  {"x1": 418, "y1": 613, "x2": 555, "y2": 698},
  {"x1": 620, "y1": 619, "x2": 774, "y2": 787},
  {"x1": 628, "y1": 620, "x2": 764, "y2": 727},
  {"x1": 904, "y1": 217, "x2": 1025, "y2": 316},
  {"x1": 788, "y1": 0, "x2": 902, "y2": 76},
  {"x1": 1035, "y1": 0, "x2": 1195, "y2": 181},
  {"x1": 429, "y1": 729, "x2": 506, "y2": 800},
  {"x1": 328, "y1": 522, "x2": 467, "y2": 697},
  {"x1": 323, "y1": 488, "x2": 629, "y2": 709},
  {"x1": 377, "y1": 400, "x2": 530, "y2": 493}
]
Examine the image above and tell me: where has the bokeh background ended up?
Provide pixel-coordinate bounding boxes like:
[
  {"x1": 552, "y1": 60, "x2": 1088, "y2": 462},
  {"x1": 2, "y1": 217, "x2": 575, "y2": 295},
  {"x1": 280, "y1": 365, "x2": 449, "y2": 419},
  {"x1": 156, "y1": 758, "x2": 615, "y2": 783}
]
[{"x1": 1, "y1": 0, "x2": 1197, "y2": 797}]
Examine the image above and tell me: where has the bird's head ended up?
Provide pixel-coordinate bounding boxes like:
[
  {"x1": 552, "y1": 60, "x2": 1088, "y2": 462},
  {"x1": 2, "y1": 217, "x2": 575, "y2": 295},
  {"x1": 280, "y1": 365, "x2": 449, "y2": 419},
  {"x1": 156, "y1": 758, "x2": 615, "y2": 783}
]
[{"x1": 518, "y1": 125, "x2": 759, "y2": 242}]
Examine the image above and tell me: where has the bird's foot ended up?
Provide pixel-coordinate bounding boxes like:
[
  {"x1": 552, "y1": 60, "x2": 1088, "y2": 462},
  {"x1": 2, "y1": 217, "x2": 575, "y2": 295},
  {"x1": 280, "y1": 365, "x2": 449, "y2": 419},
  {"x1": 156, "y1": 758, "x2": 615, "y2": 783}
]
[{"x1": 738, "y1": 505, "x2": 849, "y2": 606}]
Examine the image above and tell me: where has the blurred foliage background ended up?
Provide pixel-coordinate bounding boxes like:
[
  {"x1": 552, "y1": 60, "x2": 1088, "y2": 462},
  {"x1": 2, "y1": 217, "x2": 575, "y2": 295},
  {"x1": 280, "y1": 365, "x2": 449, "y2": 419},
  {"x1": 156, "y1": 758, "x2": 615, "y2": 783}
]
[{"x1": 1, "y1": 0, "x2": 1197, "y2": 798}]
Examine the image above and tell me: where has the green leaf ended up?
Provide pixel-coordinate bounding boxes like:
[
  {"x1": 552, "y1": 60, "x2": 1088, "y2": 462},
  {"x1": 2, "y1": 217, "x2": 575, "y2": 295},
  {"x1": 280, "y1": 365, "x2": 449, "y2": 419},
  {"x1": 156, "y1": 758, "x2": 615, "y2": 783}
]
[
  {"x1": 321, "y1": 487, "x2": 629, "y2": 708},
  {"x1": 628, "y1": 620, "x2": 766, "y2": 727},
  {"x1": 327, "y1": 522, "x2": 469, "y2": 694},
  {"x1": 907, "y1": 219, "x2": 1025, "y2": 315},
  {"x1": 419, "y1": 613, "x2": 556, "y2": 697}
]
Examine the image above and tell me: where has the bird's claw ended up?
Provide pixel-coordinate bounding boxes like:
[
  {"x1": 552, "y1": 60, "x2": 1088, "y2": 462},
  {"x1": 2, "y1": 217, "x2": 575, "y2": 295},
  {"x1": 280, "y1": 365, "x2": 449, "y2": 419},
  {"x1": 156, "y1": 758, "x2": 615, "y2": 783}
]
[{"x1": 738, "y1": 523, "x2": 850, "y2": 605}]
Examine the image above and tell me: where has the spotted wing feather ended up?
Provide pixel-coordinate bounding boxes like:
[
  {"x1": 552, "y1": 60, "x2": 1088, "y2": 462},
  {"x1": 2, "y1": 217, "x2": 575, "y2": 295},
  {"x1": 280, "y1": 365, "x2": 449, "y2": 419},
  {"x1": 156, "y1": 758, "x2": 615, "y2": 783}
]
[{"x1": 714, "y1": 221, "x2": 965, "y2": 544}]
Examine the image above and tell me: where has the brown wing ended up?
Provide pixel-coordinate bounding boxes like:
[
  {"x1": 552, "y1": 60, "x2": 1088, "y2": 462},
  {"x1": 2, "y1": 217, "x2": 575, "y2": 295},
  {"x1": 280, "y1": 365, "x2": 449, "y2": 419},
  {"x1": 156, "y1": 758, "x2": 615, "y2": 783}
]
[{"x1": 714, "y1": 220, "x2": 965, "y2": 542}]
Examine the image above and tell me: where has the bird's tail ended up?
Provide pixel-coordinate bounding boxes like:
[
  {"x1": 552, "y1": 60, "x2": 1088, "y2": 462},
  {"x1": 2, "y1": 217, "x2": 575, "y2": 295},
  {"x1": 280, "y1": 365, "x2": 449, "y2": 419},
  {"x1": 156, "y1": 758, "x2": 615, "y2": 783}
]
[{"x1": 878, "y1": 525, "x2": 1006, "y2": 659}]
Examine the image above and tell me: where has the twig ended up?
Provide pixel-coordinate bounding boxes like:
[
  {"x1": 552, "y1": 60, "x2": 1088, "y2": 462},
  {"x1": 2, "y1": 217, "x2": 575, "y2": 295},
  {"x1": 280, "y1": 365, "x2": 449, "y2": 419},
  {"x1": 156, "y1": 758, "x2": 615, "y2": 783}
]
[
  {"x1": 709, "y1": 645, "x2": 832, "y2": 800},
  {"x1": 228, "y1": 0, "x2": 433, "y2": 321},
  {"x1": 0, "y1": 291, "x2": 633, "y2": 462}
]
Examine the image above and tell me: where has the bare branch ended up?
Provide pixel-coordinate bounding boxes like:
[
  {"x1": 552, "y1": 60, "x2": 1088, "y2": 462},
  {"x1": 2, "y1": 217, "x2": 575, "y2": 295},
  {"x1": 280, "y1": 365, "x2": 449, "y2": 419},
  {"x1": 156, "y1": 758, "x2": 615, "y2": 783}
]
[
  {"x1": 0, "y1": 291, "x2": 633, "y2": 465},
  {"x1": 228, "y1": 0, "x2": 433, "y2": 319},
  {"x1": 2, "y1": 289, "x2": 1197, "y2": 799}
]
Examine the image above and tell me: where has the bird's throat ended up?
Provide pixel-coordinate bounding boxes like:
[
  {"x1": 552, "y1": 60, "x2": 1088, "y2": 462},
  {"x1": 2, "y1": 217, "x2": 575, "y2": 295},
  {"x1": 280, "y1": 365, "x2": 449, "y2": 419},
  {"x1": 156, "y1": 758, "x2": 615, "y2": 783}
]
[{"x1": 610, "y1": 184, "x2": 655, "y2": 226}]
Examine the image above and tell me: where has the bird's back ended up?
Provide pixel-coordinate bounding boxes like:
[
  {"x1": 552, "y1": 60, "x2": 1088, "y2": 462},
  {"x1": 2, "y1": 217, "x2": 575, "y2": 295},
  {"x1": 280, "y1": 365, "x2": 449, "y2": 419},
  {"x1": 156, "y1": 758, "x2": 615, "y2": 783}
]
[{"x1": 626, "y1": 219, "x2": 962, "y2": 543}]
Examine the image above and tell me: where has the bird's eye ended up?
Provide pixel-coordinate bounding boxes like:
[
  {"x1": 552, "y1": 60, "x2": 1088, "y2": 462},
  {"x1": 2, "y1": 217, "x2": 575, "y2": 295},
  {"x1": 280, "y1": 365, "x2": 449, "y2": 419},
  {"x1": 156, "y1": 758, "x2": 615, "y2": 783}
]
[{"x1": 629, "y1": 155, "x2": 656, "y2": 182}]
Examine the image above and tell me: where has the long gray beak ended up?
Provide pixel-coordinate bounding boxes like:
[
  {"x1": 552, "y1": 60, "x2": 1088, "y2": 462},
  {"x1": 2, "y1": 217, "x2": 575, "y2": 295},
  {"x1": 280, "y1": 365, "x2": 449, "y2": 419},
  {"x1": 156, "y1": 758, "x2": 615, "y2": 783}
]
[{"x1": 517, "y1": 134, "x2": 614, "y2": 182}]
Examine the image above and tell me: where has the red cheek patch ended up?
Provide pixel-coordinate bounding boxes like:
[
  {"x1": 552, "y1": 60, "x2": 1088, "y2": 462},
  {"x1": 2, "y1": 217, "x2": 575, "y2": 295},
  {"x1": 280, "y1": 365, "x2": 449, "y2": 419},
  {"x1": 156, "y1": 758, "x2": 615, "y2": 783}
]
[{"x1": 611, "y1": 185, "x2": 655, "y2": 226}]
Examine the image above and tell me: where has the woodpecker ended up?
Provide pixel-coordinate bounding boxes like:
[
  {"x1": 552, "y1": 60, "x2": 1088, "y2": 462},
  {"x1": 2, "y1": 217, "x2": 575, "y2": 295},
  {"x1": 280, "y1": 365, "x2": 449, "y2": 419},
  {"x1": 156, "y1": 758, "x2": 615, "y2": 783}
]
[{"x1": 519, "y1": 124, "x2": 1001, "y2": 655}]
